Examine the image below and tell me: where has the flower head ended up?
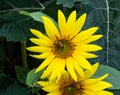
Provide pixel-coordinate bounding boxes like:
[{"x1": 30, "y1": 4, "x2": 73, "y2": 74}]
[
  {"x1": 27, "y1": 10, "x2": 103, "y2": 82},
  {"x1": 37, "y1": 63, "x2": 113, "y2": 95}
]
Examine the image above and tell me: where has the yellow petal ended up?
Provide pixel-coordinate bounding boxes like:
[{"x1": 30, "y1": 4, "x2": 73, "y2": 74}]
[
  {"x1": 75, "y1": 44, "x2": 102, "y2": 52},
  {"x1": 58, "y1": 10, "x2": 67, "y2": 35},
  {"x1": 30, "y1": 52, "x2": 51, "y2": 59},
  {"x1": 66, "y1": 57, "x2": 77, "y2": 81},
  {"x1": 36, "y1": 81, "x2": 48, "y2": 87},
  {"x1": 96, "y1": 90, "x2": 113, "y2": 95},
  {"x1": 30, "y1": 38, "x2": 53, "y2": 46},
  {"x1": 95, "y1": 73, "x2": 109, "y2": 81},
  {"x1": 49, "y1": 68, "x2": 58, "y2": 81},
  {"x1": 84, "y1": 63, "x2": 99, "y2": 79},
  {"x1": 35, "y1": 53, "x2": 55, "y2": 73},
  {"x1": 65, "y1": 10, "x2": 76, "y2": 36},
  {"x1": 43, "y1": 84, "x2": 59, "y2": 92},
  {"x1": 70, "y1": 57, "x2": 84, "y2": 77},
  {"x1": 79, "y1": 52, "x2": 98, "y2": 59},
  {"x1": 49, "y1": 58, "x2": 65, "y2": 82},
  {"x1": 41, "y1": 58, "x2": 59, "y2": 79},
  {"x1": 61, "y1": 70, "x2": 70, "y2": 81},
  {"x1": 69, "y1": 13, "x2": 87, "y2": 39},
  {"x1": 56, "y1": 59, "x2": 66, "y2": 82},
  {"x1": 30, "y1": 29, "x2": 50, "y2": 40},
  {"x1": 72, "y1": 27, "x2": 99, "y2": 42},
  {"x1": 47, "y1": 90, "x2": 61, "y2": 95},
  {"x1": 27, "y1": 46, "x2": 51, "y2": 53},
  {"x1": 72, "y1": 53, "x2": 92, "y2": 70},
  {"x1": 80, "y1": 35, "x2": 103, "y2": 44},
  {"x1": 48, "y1": 58, "x2": 61, "y2": 81},
  {"x1": 42, "y1": 16, "x2": 60, "y2": 40},
  {"x1": 84, "y1": 79, "x2": 98, "y2": 85},
  {"x1": 84, "y1": 74, "x2": 109, "y2": 85},
  {"x1": 83, "y1": 90, "x2": 97, "y2": 95},
  {"x1": 67, "y1": 10, "x2": 76, "y2": 26},
  {"x1": 84, "y1": 90, "x2": 113, "y2": 95},
  {"x1": 85, "y1": 81, "x2": 112, "y2": 91}
]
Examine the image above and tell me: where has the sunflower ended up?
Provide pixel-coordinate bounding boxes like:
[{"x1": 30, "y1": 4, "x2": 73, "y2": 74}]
[
  {"x1": 37, "y1": 63, "x2": 113, "y2": 95},
  {"x1": 27, "y1": 10, "x2": 103, "y2": 82}
]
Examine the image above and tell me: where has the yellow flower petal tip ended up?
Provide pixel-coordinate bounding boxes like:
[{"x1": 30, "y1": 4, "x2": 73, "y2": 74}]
[
  {"x1": 104, "y1": 73, "x2": 109, "y2": 77},
  {"x1": 30, "y1": 28, "x2": 36, "y2": 34},
  {"x1": 58, "y1": 10, "x2": 63, "y2": 14},
  {"x1": 100, "y1": 35, "x2": 103, "y2": 37},
  {"x1": 26, "y1": 47, "x2": 31, "y2": 51},
  {"x1": 93, "y1": 62, "x2": 99, "y2": 70},
  {"x1": 94, "y1": 26, "x2": 99, "y2": 30},
  {"x1": 27, "y1": 10, "x2": 103, "y2": 81},
  {"x1": 83, "y1": 13, "x2": 87, "y2": 18},
  {"x1": 35, "y1": 68, "x2": 39, "y2": 73},
  {"x1": 30, "y1": 28, "x2": 33, "y2": 32},
  {"x1": 71, "y1": 10, "x2": 76, "y2": 15},
  {"x1": 29, "y1": 54, "x2": 41, "y2": 59}
]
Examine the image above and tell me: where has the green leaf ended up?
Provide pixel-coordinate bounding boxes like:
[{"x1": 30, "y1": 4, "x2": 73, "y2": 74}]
[
  {"x1": 109, "y1": 0, "x2": 120, "y2": 9},
  {"x1": 20, "y1": 11, "x2": 45, "y2": 23},
  {"x1": 15, "y1": 66, "x2": 29, "y2": 84},
  {"x1": 93, "y1": 64, "x2": 120, "y2": 89},
  {"x1": 30, "y1": 12, "x2": 48, "y2": 23},
  {"x1": 56, "y1": 0, "x2": 81, "y2": 8},
  {"x1": 19, "y1": 11, "x2": 30, "y2": 16},
  {"x1": 20, "y1": 11, "x2": 58, "y2": 28},
  {"x1": 0, "y1": 0, "x2": 43, "y2": 42},
  {"x1": 0, "y1": 12, "x2": 39, "y2": 42},
  {"x1": 30, "y1": 12, "x2": 58, "y2": 28},
  {"x1": 26, "y1": 68, "x2": 44, "y2": 87},
  {"x1": 0, "y1": 82, "x2": 31, "y2": 95}
]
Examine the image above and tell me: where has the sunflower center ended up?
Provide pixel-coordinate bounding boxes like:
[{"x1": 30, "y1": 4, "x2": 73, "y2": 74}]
[
  {"x1": 64, "y1": 84, "x2": 76, "y2": 95},
  {"x1": 62, "y1": 82, "x2": 84, "y2": 95},
  {"x1": 53, "y1": 39, "x2": 74, "y2": 58}
]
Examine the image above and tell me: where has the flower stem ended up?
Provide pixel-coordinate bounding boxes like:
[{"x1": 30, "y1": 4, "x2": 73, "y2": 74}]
[{"x1": 21, "y1": 41, "x2": 28, "y2": 68}]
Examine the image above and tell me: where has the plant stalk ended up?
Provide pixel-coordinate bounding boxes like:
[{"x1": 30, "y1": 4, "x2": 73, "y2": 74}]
[{"x1": 21, "y1": 41, "x2": 28, "y2": 68}]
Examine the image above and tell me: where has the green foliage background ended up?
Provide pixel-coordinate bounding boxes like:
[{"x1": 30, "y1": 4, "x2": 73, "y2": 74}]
[{"x1": 0, "y1": 0, "x2": 120, "y2": 95}]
